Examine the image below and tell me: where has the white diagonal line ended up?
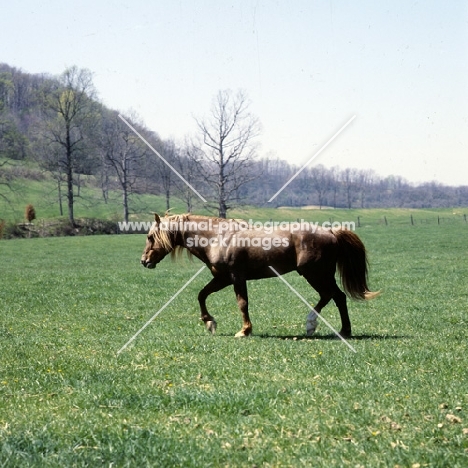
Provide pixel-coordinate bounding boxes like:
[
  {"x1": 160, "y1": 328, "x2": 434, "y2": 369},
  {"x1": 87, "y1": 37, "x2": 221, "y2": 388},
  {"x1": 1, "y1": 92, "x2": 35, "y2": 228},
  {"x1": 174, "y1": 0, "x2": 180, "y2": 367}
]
[
  {"x1": 117, "y1": 265, "x2": 206, "y2": 355},
  {"x1": 118, "y1": 114, "x2": 207, "y2": 203},
  {"x1": 268, "y1": 115, "x2": 356, "y2": 203},
  {"x1": 268, "y1": 266, "x2": 357, "y2": 353}
]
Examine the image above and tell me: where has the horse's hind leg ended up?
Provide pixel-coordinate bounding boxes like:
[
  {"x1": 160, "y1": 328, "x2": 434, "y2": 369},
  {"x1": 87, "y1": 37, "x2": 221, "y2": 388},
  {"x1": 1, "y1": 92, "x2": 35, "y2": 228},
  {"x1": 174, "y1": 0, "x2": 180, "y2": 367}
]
[
  {"x1": 303, "y1": 274, "x2": 351, "y2": 337},
  {"x1": 332, "y1": 284, "x2": 351, "y2": 338},
  {"x1": 305, "y1": 285, "x2": 333, "y2": 336},
  {"x1": 198, "y1": 275, "x2": 231, "y2": 334}
]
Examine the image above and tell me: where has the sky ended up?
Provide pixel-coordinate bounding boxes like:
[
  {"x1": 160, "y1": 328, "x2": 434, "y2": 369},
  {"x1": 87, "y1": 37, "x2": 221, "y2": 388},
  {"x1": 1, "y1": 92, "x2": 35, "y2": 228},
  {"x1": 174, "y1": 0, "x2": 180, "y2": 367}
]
[{"x1": 2, "y1": 0, "x2": 468, "y2": 186}]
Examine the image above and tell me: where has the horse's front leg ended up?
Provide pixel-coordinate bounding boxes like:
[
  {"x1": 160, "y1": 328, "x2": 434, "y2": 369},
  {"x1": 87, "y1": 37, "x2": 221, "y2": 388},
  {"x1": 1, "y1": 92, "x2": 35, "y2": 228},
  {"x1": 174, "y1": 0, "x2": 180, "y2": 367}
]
[
  {"x1": 198, "y1": 275, "x2": 231, "y2": 334},
  {"x1": 232, "y1": 275, "x2": 252, "y2": 338}
]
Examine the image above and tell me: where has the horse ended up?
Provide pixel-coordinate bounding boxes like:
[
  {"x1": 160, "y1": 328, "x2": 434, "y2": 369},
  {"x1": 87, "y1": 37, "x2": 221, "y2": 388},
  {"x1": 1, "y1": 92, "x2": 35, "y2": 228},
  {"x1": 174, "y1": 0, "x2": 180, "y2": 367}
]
[{"x1": 140, "y1": 213, "x2": 379, "y2": 338}]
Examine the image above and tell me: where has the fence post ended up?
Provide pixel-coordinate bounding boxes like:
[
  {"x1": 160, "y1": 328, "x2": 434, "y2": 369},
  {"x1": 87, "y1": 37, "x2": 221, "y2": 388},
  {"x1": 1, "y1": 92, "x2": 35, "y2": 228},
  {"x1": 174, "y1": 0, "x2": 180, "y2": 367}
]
[
  {"x1": 410, "y1": 214, "x2": 414, "y2": 225},
  {"x1": 384, "y1": 216, "x2": 388, "y2": 226},
  {"x1": 357, "y1": 216, "x2": 361, "y2": 228},
  {"x1": 438, "y1": 216, "x2": 440, "y2": 225}
]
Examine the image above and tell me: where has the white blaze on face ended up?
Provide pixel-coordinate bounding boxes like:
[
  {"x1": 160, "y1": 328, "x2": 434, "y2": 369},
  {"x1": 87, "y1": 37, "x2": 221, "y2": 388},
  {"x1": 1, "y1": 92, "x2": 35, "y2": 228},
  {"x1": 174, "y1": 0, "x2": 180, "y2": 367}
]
[{"x1": 306, "y1": 310, "x2": 318, "y2": 336}]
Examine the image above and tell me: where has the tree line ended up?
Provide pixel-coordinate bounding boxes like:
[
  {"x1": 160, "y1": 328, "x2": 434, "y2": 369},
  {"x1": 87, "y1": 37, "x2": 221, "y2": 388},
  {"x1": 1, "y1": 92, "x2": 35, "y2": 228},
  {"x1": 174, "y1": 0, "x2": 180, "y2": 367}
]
[{"x1": 1, "y1": 63, "x2": 467, "y2": 223}]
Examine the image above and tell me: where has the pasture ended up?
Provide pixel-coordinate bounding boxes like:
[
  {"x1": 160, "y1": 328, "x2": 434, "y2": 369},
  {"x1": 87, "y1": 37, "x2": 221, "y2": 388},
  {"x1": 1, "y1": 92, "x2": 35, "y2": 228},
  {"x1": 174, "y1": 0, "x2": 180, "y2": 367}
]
[{"x1": 0, "y1": 219, "x2": 467, "y2": 466}]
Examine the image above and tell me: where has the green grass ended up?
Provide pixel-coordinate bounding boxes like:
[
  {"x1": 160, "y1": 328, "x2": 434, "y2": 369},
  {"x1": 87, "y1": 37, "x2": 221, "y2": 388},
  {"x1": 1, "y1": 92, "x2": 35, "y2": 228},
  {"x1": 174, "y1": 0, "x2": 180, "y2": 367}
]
[{"x1": 1, "y1": 221, "x2": 468, "y2": 466}]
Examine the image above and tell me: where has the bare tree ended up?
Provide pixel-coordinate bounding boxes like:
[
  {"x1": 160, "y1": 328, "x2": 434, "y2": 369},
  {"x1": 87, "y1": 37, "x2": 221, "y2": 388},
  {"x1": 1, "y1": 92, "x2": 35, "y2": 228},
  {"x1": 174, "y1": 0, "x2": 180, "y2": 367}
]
[
  {"x1": 155, "y1": 139, "x2": 177, "y2": 212},
  {"x1": 194, "y1": 90, "x2": 261, "y2": 218},
  {"x1": 341, "y1": 168, "x2": 359, "y2": 209},
  {"x1": 307, "y1": 164, "x2": 331, "y2": 209},
  {"x1": 173, "y1": 139, "x2": 203, "y2": 213},
  {"x1": 355, "y1": 169, "x2": 378, "y2": 208},
  {"x1": 100, "y1": 112, "x2": 147, "y2": 223},
  {"x1": 328, "y1": 166, "x2": 341, "y2": 208},
  {"x1": 42, "y1": 66, "x2": 97, "y2": 225},
  {"x1": 33, "y1": 136, "x2": 66, "y2": 215},
  {"x1": 263, "y1": 157, "x2": 294, "y2": 206},
  {"x1": 99, "y1": 148, "x2": 112, "y2": 204},
  {"x1": 0, "y1": 158, "x2": 13, "y2": 204}
]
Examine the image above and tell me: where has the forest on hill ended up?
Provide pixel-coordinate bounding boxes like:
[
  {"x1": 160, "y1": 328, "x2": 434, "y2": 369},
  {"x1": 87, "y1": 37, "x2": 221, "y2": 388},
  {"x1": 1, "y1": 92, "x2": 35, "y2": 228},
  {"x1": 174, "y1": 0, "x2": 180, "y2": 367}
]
[{"x1": 1, "y1": 62, "x2": 467, "y2": 224}]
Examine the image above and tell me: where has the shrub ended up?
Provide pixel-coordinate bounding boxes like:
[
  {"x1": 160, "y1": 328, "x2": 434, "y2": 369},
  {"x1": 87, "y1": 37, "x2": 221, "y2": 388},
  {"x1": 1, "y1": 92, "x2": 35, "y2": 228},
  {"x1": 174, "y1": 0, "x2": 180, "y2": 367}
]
[
  {"x1": 25, "y1": 204, "x2": 36, "y2": 223},
  {"x1": 0, "y1": 221, "x2": 28, "y2": 239}
]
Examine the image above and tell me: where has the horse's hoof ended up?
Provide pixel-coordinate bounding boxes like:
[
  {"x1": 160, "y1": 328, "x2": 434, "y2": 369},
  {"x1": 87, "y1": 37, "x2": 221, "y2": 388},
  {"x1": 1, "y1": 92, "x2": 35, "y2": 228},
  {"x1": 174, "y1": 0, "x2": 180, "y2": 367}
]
[
  {"x1": 306, "y1": 321, "x2": 317, "y2": 336},
  {"x1": 206, "y1": 320, "x2": 217, "y2": 334},
  {"x1": 234, "y1": 330, "x2": 251, "y2": 338}
]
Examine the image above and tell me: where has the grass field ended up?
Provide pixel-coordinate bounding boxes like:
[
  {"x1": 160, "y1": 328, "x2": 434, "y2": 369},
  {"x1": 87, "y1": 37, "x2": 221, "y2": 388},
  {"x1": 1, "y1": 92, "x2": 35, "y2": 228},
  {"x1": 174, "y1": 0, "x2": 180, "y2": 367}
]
[{"x1": 1, "y1": 218, "x2": 468, "y2": 466}]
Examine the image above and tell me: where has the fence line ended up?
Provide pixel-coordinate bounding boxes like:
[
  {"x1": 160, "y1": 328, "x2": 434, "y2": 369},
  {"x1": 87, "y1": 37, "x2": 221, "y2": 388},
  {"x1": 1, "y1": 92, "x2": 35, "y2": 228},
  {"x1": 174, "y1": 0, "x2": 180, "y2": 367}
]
[{"x1": 324, "y1": 213, "x2": 468, "y2": 227}]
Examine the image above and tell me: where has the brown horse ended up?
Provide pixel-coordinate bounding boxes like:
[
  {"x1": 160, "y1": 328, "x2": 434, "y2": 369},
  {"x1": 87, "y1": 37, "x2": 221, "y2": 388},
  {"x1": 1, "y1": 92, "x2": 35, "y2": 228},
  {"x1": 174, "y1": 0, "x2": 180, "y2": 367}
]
[{"x1": 141, "y1": 213, "x2": 378, "y2": 338}]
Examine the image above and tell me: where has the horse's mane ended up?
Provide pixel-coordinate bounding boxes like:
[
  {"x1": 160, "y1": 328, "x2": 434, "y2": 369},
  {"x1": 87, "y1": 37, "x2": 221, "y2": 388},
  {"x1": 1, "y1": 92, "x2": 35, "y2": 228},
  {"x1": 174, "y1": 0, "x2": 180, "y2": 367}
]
[
  {"x1": 174, "y1": 213, "x2": 247, "y2": 225},
  {"x1": 147, "y1": 213, "x2": 247, "y2": 261},
  {"x1": 147, "y1": 214, "x2": 183, "y2": 260}
]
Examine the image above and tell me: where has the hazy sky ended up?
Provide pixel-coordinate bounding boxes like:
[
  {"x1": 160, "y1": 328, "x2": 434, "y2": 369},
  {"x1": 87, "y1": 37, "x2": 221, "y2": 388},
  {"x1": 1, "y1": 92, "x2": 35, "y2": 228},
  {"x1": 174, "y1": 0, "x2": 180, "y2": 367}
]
[{"x1": 2, "y1": 0, "x2": 467, "y2": 186}]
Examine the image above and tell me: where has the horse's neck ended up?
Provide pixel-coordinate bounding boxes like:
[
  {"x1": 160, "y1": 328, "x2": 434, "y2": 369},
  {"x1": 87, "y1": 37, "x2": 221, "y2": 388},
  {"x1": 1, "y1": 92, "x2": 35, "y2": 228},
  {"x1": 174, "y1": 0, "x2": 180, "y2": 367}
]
[
  {"x1": 172, "y1": 229, "x2": 185, "y2": 249},
  {"x1": 178, "y1": 227, "x2": 212, "y2": 263},
  {"x1": 174, "y1": 229, "x2": 195, "y2": 250}
]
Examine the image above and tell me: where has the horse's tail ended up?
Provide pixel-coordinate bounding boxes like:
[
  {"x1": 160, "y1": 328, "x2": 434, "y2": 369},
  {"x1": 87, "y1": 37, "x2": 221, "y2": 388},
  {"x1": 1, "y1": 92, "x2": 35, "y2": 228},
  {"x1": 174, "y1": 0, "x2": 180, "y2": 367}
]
[{"x1": 333, "y1": 229, "x2": 380, "y2": 301}]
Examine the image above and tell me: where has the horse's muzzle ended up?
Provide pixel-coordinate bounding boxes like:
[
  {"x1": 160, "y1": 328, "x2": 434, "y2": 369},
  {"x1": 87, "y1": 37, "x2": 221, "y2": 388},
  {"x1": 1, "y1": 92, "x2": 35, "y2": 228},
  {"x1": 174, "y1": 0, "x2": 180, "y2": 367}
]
[{"x1": 141, "y1": 259, "x2": 155, "y2": 269}]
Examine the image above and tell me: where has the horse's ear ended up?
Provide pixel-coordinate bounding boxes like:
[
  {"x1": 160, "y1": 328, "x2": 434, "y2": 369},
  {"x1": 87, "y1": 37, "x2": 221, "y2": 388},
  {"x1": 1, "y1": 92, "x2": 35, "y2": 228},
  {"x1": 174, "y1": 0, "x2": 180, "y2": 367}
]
[
  {"x1": 165, "y1": 208, "x2": 172, "y2": 216},
  {"x1": 153, "y1": 213, "x2": 161, "y2": 224}
]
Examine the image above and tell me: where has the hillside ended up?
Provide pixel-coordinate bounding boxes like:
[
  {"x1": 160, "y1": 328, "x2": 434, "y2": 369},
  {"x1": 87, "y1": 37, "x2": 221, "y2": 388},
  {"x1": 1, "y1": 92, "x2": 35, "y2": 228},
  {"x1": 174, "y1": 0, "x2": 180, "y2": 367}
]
[
  {"x1": 0, "y1": 160, "x2": 197, "y2": 221},
  {"x1": 1, "y1": 62, "x2": 468, "y2": 228},
  {"x1": 1, "y1": 160, "x2": 466, "y2": 239}
]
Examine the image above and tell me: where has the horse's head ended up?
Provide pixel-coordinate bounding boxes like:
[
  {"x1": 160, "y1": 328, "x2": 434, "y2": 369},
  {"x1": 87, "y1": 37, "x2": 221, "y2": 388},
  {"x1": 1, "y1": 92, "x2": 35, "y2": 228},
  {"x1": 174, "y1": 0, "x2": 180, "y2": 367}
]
[{"x1": 140, "y1": 213, "x2": 172, "y2": 269}]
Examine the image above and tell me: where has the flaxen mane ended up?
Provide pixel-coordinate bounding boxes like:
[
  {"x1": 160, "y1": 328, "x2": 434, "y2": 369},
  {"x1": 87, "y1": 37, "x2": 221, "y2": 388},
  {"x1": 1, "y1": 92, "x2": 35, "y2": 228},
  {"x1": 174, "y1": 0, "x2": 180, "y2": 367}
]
[
  {"x1": 149, "y1": 213, "x2": 248, "y2": 261},
  {"x1": 148, "y1": 219, "x2": 174, "y2": 252},
  {"x1": 148, "y1": 214, "x2": 194, "y2": 260}
]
